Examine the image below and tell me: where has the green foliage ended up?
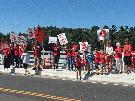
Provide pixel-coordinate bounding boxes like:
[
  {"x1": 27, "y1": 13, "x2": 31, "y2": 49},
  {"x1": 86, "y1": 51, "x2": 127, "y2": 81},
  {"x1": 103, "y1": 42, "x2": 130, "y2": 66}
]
[{"x1": 0, "y1": 25, "x2": 135, "y2": 50}]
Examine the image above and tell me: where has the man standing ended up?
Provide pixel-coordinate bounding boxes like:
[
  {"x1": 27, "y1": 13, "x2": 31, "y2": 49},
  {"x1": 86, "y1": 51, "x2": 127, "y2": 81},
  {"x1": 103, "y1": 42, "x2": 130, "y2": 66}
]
[
  {"x1": 52, "y1": 43, "x2": 60, "y2": 69},
  {"x1": 123, "y1": 39, "x2": 132, "y2": 74}
]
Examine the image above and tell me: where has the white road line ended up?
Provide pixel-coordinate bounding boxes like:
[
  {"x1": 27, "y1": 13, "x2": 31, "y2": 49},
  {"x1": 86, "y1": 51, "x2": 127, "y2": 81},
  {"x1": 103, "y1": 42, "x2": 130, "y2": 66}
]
[
  {"x1": 113, "y1": 84, "x2": 119, "y2": 85},
  {"x1": 91, "y1": 82, "x2": 97, "y2": 83},
  {"x1": 82, "y1": 80, "x2": 87, "y2": 82},
  {"x1": 102, "y1": 82, "x2": 108, "y2": 85},
  {"x1": 123, "y1": 85, "x2": 128, "y2": 86}
]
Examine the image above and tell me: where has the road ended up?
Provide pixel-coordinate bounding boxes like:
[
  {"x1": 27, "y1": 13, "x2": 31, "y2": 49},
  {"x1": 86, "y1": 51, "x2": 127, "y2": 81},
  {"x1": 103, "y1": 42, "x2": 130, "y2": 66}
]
[{"x1": 0, "y1": 73, "x2": 135, "y2": 101}]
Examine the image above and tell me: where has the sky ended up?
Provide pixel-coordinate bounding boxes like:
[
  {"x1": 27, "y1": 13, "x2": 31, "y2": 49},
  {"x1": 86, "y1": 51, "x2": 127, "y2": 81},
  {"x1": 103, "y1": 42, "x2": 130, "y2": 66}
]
[{"x1": 0, "y1": 0, "x2": 135, "y2": 33}]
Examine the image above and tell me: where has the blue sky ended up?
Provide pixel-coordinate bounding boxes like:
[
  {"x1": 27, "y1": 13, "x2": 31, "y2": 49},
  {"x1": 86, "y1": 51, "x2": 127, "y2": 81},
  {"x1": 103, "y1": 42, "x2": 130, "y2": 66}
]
[{"x1": 0, "y1": 0, "x2": 135, "y2": 33}]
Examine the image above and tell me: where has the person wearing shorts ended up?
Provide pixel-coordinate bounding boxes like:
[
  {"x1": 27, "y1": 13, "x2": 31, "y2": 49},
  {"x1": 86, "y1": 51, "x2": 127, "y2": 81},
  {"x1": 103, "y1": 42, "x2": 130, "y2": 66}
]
[
  {"x1": 74, "y1": 52, "x2": 82, "y2": 80},
  {"x1": 86, "y1": 48, "x2": 94, "y2": 75},
  {"x1": 21, "y1": 49, "x2": 30, "y2": 75}
]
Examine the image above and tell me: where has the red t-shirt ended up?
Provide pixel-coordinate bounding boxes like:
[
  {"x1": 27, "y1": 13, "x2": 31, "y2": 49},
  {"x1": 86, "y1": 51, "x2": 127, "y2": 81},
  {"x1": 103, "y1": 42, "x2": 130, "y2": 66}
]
[
  {"x1": 73, "y1": 44, "x2": 78, "y2": 51},
  {"x1": 123, "y1": 44, "x2": 132, "y2": 56},
  {"x1": 115, "y1": 47, "x2": 123, "y2": 58},
  {"x1": 94, "y1": 52, "x2": 100, "y2": 63},
  {"x1": 4, "y1": 48, "x2": 10, "y2": 56},
  {"x1": 99, "y1": 53, "x2": 106, "y2": 64},
  {"x1": 14, "y1": 46, "x2": 19, "y2": 56},
  {"x1": 53, "y1": 46, "x2": 60, "y2": 56},
  {"x1": 65, "y1": 49, "x2": 71, "y2": 58},
  {"x1": 19, "y1": 47, "x2": 23, "y2": 57},
  {"x1": 71, "y1": 51, "x2": 76, "y2": 57},
  {"x1": 75, "y1": 56, "x2": 82, "y2": 67}
]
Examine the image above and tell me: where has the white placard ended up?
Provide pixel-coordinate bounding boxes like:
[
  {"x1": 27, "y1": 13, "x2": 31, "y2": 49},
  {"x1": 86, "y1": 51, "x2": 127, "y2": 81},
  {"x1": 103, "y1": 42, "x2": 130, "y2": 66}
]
[
  {"x1": 48, "y1": 37, "x2": 57, "y2": 43},
  {"x1": 79, "y1": 42, "x2": 88, "y2": 52},
  {"x1": 10, "y1": 32, "x2": 18, "y2": 43},
  {"x1": 57, "y1": 33, "x2": 68, "y2": 45}
]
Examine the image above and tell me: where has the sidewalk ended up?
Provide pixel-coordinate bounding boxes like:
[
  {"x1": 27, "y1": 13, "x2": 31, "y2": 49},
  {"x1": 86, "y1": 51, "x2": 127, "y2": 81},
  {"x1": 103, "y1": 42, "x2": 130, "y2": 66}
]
[{"x1": 1, "y1": 65, "x2": 135, "y2": 85}]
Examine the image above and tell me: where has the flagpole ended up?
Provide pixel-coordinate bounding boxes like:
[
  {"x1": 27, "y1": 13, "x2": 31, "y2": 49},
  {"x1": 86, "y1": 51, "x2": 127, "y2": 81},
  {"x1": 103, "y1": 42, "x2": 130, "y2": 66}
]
[{"x1": 42, "y1": 41, "x2": 45, "y2": 68}]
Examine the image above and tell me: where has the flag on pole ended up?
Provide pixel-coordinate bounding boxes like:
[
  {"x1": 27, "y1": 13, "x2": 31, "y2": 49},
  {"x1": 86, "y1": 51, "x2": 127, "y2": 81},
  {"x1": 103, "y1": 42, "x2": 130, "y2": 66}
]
[
  {"x1": 97, "y1": 29, "x2": 109, "y2": 41},
  {"x1": 57, "y1": 33, "x2": 68, "y2": 45}
]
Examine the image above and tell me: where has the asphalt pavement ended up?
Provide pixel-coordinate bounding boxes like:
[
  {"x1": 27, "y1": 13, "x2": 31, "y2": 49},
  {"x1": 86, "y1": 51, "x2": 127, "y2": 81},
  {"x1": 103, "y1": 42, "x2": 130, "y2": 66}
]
[{"x1": 0, "y1": 73, "x2": 135, "y2": 101}]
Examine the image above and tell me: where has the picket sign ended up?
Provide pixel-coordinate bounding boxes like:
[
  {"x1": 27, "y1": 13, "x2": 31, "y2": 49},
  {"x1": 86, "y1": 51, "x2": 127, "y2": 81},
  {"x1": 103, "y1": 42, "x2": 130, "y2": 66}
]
[
  {"x1": 57, "y1": 33, "x2": 68, "y2": 45},
  {"x1": 79, "y1": 42, "x2": 88, "y2": 52},
  {"x1": 97, "y1": 29, "x2": 109, "y2": 41},
  {"x1": 48, "y1": 36, "x2": 57, "y2": 43}
]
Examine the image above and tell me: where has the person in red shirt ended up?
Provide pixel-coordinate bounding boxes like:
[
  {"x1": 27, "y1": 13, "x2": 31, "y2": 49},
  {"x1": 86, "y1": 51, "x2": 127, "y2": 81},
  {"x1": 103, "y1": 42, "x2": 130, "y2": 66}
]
[
  {"x1": 82, "y1": 52, "x2": 87, "y2": 71},
  {"x1": 3, "y1": 46, "x2": 10, "y2": 69},
  {"x1": 19, "y1": 45, "x2": 23, "y2": 68},
  {"x1": 74, "y1": 52, "x2": 82, "y2": 80},
  {"x1": 115, "y1": 42, "x2": 123, "y2": 73},
  {"x1": 71, "y1": 44, "x2": 78, "y2": 70},
  {"x1": 123, "y1": 39, "x2": 132, "y2": 74},
  {"x1": 14, "y1": 44, "x2": 19, "y2": 68},
  {"x1": 65, "y1": 44, "x2": 72, "y2": 70},
  {"x1": 94, "y1": 48, "x2": 100, "y2": 75},
  {"x1": 33, "y1": 44, "x2": 38, "y2": 69},
  {"x1": 52, "y1": 43, "x2": 60, "y2": 69},
  {"x1": 99, "y1": 50, "x2": 106, "y2": 75}
]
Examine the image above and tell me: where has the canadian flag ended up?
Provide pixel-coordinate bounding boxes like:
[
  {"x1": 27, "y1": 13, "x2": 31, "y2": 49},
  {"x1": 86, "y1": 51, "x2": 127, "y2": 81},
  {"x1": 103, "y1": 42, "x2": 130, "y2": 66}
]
[
  {"x1": 27, "y1": 28, "x2": 35, "y2": 39},
  {"x1": 97, "y1": 29, "x2": 109, "y2": 41},
  {"x1": 10, "y1": 32, "x2": 18, "y2": 43}
]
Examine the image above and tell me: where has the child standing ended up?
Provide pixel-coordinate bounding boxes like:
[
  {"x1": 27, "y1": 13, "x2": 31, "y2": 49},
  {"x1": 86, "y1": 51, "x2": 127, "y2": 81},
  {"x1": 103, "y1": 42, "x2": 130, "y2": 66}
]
[
  {"x1": 99, "y1": 50, "x2": 106, "y2": 75},
  {"x1": 74, "y1": 52, "x2": 82, "y2": 80},
  {"x1": 21, "y1": 49, "x2": 30, "y2": 75},
  {"x1": 94, "y1": 48, "x2": 100, "y2": 75},
  {"x1": 82, "y1": 52, "x2": 87, "y2": 71},
  {"x1": 86, "y1": 49, "x2": 94, "y2": 75}
]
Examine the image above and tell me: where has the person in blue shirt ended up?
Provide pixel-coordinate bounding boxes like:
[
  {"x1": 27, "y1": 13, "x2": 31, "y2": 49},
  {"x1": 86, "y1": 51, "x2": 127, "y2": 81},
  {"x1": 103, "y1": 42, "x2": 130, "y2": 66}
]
[{"x1": 86, "y1": 48, "x2": 94, "y2": 75}]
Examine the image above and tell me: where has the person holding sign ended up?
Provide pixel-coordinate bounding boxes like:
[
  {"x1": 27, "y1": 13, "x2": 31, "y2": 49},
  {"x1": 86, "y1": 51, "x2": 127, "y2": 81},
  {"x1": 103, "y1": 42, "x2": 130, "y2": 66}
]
[{"x1": 52, "y1": 43, "x2": 60, "y2": 69}]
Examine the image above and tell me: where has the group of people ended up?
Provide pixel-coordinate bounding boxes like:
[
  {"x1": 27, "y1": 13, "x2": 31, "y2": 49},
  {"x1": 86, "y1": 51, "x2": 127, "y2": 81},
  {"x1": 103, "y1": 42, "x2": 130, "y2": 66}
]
[
  {"x1": 58, "y1": 39, "x2": 134, "y2": 80},
  {"x1": 2, "y1": 42, "x2": 43, "y2": 75},
  {"x1": 1, "y1": 38, "x2": 135, "y2": 79}
]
